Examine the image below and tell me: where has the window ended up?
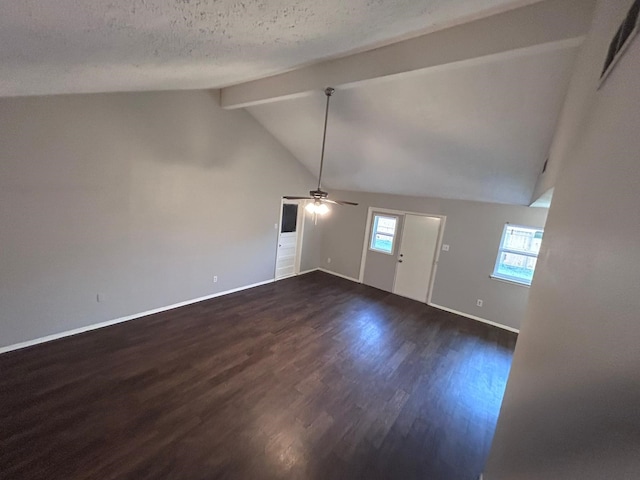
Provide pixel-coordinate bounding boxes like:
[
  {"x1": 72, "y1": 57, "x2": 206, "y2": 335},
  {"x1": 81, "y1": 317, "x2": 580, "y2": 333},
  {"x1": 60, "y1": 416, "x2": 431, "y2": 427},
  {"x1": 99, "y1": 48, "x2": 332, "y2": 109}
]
[
  {"x1": 369, "y1": 215, "x2": 398, "y2": 254},
  {"x1": 492, "y1": 224, "x2": 544, "y2": 286},
  {"x1": 281, "y1": 204, "x2": 298, "y2": 233}
]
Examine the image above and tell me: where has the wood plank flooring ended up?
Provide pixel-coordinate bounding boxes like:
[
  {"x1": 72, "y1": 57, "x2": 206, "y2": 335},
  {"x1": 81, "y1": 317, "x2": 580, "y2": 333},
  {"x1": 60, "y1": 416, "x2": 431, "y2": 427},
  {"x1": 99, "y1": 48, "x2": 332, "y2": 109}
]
[{"x1": 0, "y1": 271, "x2": 517, "y2": 480}]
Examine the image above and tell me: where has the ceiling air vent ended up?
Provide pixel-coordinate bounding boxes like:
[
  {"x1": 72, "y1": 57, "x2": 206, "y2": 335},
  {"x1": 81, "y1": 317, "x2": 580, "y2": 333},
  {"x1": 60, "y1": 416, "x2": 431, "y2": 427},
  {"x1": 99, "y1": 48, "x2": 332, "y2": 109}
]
[{"x1": 600, "y1": 0, "x2": 640, "y2": 86}]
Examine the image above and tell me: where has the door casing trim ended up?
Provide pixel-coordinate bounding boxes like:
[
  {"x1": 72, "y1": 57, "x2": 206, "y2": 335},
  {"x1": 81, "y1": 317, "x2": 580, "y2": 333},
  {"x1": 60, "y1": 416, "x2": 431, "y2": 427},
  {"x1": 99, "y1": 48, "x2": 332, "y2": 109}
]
[{"x1": 358, "y1": 207, "x2": 446, "y2": 305}]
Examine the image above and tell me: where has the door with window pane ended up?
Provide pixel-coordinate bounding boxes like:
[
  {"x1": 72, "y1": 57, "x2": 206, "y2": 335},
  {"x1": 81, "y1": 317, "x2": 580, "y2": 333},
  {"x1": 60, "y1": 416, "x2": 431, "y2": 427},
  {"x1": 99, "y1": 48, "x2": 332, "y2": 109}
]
[
  {"x1": 275, "y1": 202, "x2": 301, "y2": 280},
  {"x1": 363, "y1": 212, "x2": 404, "y2": 292}
]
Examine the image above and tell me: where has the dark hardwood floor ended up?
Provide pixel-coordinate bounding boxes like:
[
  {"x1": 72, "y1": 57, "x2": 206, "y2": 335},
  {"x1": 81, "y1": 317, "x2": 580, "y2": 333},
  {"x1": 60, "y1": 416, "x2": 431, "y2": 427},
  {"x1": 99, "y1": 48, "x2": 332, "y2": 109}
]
[{"x1": 0, "y1": 271, "x2": 516, "y2": 480}]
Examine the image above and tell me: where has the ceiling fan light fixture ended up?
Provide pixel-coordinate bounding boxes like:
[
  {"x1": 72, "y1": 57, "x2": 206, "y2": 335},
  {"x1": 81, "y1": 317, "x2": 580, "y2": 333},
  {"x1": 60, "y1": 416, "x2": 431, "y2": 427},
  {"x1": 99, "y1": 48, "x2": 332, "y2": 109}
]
[
  {"x1": 306, "y1": 201, "x2": 330, "y2": 215},
  {"x1": 316, "y1": 203, "x2": 329, "y2": 215}
]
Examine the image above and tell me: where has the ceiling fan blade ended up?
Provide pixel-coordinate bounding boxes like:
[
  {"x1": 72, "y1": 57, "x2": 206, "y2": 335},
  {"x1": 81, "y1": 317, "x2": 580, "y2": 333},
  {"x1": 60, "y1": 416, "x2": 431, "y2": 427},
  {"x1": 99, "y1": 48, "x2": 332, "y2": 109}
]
[
  {"x1": 320, "y1": 198, "x2": 358, "y2": 206},
  {"x1": 283, "y1": 196, "x2": 314, "y2": 200}
]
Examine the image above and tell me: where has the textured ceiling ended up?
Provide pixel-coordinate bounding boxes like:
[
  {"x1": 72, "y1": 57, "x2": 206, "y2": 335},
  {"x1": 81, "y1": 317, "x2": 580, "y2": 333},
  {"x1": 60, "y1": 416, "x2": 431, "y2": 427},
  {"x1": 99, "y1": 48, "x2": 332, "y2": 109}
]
[
  {"x1": 247, "y1": 47, "x2": 579, "y2": 205},
  {"x1": 1, "y1": 0, "x2": 535, "y2": 97}
]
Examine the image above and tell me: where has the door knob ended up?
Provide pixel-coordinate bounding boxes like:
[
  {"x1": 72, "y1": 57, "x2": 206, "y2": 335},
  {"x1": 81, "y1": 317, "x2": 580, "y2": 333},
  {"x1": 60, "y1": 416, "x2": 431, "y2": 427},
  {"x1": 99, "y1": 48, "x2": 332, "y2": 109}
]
[{"x1": 399, "y1": 254, "x2": 404, "y2": 257}]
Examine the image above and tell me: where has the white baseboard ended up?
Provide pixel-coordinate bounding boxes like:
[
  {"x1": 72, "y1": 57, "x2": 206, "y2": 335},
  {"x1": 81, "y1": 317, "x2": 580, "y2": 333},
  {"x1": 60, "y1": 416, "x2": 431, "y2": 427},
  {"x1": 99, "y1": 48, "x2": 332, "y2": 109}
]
[
  {"x1": 428, "y1": 303, "x2": 519, "y2": 333},
  {"x1": 1, "y1": 276, "x2": 516, "y2": 355},
  {"x1": 0, "y1": 278, "x2": 275, "y2": 355},
  {"x1": 275, "y1": 273, "x2": 296, "y2": 280},
  {"x1": 297, "y1": 268, "x2": 319, "y2": 276},
  {"x1": 313, "y1": 269, "x2": 517, "y2": 333},
  {"x1": 318, "y1": 268, "x2": 360, "y2": 283}
]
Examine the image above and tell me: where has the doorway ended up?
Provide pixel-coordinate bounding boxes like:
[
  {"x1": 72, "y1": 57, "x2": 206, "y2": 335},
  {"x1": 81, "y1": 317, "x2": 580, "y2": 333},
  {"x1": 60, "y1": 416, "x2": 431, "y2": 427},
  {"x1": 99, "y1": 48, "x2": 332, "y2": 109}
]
[
  {"x1": 360, "y1": 208, "x2": 444, "y2": 303},
  {"x1": 275, "y1": 200, "x2": 304, "y2": 280}
]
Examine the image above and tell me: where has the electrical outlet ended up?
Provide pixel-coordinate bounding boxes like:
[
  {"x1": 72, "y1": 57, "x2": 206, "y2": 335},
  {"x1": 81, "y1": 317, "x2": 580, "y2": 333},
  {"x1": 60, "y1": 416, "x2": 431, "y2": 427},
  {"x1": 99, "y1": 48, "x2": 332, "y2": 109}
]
[
  {"x1": 442, "y1": 244, "x2": 450, "y2": 251},
  {"x1": 214, "y1": 276, "x2": 218, "y2": 283},
  {"x1": 476, "y1": 299, "x2": 483, "y2": 307},
  {"x1": 327, "y1": 257, "x2": 331, "y2": 264}
]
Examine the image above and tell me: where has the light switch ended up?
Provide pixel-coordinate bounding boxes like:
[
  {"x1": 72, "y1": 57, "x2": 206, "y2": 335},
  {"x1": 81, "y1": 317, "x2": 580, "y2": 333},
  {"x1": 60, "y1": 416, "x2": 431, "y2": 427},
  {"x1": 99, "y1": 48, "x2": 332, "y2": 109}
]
[{"x1": 442, "y1": 244, "x2": 450, "y2": 251}]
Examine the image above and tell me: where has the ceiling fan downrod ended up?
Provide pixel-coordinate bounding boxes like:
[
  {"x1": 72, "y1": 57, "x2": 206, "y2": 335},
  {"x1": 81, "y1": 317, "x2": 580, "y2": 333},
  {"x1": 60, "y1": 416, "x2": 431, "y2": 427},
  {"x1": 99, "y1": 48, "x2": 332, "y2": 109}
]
[
  {"x1": 282, "y1": 86, "x2": 357, "y2": 211},
  {"x1": 314, "y1": 86, "x2": 335, "y2": 196}
]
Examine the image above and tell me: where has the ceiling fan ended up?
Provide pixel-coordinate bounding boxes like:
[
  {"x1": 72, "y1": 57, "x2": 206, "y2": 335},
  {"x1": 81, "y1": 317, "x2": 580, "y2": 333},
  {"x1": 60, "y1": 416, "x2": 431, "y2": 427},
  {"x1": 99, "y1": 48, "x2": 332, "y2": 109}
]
[{"x1": 284, "y1": 87, "x2": 358, "y2": 215}]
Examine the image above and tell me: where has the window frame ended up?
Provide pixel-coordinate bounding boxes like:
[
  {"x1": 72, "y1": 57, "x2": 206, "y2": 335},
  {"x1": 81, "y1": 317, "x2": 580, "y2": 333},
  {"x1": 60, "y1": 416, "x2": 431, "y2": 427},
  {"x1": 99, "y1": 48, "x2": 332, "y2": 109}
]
[
  {"x1": 369, "y1": 214, "x2": 399, "y2": 255},
  {"x1": 491, "y1": 223, "x2": 543, "y2": 287}
]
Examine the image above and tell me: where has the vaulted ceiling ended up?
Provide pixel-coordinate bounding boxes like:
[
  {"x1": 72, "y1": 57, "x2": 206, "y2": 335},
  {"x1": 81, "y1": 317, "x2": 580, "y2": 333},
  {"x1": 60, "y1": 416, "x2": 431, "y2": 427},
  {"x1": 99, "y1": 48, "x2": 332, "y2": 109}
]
[
  {"x1": 1, "y1": 0, "x2": 595, "y2": 205},
  {"x1": 230, "y1": 0, "x2": 592, "y2": 205},
  {"x1": 1, "y1": 0, "x2": 537, "y2": 97},
  {"x1": 247, "y1": 47, "x2": 578, "y2": 205}
]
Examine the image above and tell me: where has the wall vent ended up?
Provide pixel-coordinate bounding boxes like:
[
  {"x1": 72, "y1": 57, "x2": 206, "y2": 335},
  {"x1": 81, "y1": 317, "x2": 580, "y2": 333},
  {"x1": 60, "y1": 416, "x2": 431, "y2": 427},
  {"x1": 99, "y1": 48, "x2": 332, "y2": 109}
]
[{"x1": 600, "y1": 0, "x2": 640, "y2": 86}]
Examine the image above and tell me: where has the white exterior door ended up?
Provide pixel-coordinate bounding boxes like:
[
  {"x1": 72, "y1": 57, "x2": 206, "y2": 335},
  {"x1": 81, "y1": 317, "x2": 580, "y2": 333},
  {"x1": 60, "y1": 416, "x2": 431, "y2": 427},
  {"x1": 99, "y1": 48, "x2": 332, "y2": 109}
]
[
  {"x1": 275, "y1": 202, "x2": 301, "y2": 280},
  {"x1": 393, "y1": 215, "x2": 441, "y2": 302},
  {"x1": 363, "y1": 212, "x2": 404, "y2": 293}
]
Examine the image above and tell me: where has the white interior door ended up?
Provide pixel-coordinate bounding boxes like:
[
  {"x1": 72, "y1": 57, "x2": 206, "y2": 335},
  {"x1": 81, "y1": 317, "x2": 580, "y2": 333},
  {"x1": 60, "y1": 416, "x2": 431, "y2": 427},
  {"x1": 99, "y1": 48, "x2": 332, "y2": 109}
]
[
  {"x1": 393, "y1": 215, "x2": 441, "y2": 302},
  {"x1": 275, "y1": 202, "x2": 302, "y2": 280}
]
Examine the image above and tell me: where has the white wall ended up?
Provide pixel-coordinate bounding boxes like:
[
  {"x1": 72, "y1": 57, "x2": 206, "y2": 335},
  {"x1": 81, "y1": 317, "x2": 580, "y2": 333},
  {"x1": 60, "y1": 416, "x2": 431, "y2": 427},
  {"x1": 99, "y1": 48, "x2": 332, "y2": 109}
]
[
  {"x1": 0, "y1": 90, "x2": 318, "y2": 349},
  {"x1": 319, "y1": 190, "x2": 548, "y2": 330},
  {"x1": 486, "y1": 0, "x2": 640, "y2": 477}
]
